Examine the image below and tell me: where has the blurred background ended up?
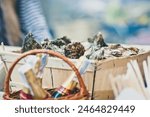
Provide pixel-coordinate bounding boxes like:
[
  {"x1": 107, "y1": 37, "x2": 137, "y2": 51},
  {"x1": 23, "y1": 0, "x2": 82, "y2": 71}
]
[{"x1": 40, "y1": 0, "x2": 150, "y2": 45}]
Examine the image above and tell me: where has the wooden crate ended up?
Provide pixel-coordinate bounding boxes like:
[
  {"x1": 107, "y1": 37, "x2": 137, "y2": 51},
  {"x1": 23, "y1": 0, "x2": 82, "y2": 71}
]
[{"x1": 0, "y1": 45, "x2": 150, "y2": 100}]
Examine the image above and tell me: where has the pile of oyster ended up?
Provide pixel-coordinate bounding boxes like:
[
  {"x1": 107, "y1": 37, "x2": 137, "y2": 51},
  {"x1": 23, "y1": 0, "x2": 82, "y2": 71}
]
[
  {"x1": 85, "y1": 32, "x2": 141, "y2": 60},
  {"x1": 21, "y1": 33, "x2": 85, "y2": 59},
  {"x1": 21, "y1": 32, "x2": 142, "y2": 60}
]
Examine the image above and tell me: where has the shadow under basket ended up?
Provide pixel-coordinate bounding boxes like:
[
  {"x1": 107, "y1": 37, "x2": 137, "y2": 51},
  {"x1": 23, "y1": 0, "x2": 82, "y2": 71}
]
[{"x1": 3, "y1": 49, "x2": 89, "y2": 100}]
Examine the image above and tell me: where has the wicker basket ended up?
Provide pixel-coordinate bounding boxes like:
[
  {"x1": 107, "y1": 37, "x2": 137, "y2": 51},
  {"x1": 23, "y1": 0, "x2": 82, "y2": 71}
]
[{"x1": 3, "y1": 49, "x2": 89, "y2": 100}]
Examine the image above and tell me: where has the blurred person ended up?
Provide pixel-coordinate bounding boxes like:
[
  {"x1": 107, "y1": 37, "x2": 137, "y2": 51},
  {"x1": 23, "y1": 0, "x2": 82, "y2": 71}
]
[{"x1": 0, "y1": 0, "x2": 52, "y2": 46}]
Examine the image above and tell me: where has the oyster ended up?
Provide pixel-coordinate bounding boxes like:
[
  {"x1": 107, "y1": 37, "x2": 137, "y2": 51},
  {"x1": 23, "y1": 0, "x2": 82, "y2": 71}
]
[
  {"x1": 128, "y1": 47, "x2": 139, "y2": 54},
  {"x1": 111, "y1": 50, "x2": 122, "y2": 57},
  {"x1": 109, "y1": 44, "x2": 121, "y2": 49},
  {"x1": 51, "y1": 36, "x2": 71, "y2": 47},
  {"x1": 21, "y1": 33, "x2": 42, "y2": 53},
  {"x1": 64, "y1": 42, "x2": 85, "y2": 59},
  {"x1": 86, "y1": 32, "x2": 141, "y2": 60},
  {"x1": 88, "y1": 32, "x2": 108, "y2": 47},
  {"x1": 41, "y1": 39, "x2": 64, "y2": 54}
]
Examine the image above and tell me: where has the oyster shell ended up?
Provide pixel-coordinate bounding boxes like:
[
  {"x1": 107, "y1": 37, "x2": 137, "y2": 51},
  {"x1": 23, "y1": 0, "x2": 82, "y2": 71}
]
[
  {"x1": 41, "y1": 39, "x2": 64, "y2": 54},
  {"x1": 88, "y1": 32, "x2": 108, "y2": 47},
  {"x1": 51, "y1": 36, "x2": 71, "y2": 47},
  {"x1": 64, "y1": 42, "x2": 85, "y2": 59},
  {"x1": 111, "y1": 49, "x2": 122, "y2": 57},
  {"x1": 21, "y1": 33, "x2": 42, "y2": 53}
]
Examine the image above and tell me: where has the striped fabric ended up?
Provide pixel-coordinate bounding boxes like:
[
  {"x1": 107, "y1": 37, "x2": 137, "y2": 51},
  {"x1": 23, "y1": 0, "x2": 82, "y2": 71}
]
[
  {"x1": 0, "y1": 7, "x2": 9, "y2": 45},
  {"x1": 17, "y1": 0, "x2": 52, "y2": 43}
]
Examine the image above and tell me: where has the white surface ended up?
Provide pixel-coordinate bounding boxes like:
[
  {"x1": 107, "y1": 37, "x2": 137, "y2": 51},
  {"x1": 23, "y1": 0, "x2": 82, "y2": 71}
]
[
  {"x1": 116, "y1": 88, "x2": 145, "y2": 100},
  {"x1": 0, "y1": 100, "x2": 150, "y2": 117}
]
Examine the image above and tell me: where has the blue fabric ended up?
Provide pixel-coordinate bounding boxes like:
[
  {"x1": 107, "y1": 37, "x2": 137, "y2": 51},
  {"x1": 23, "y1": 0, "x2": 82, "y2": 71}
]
[
  {"x1": 0, "y1": 8, "x2": 9, "y2": 45},
  {"x1": 17, "y1": 0, "x2": 52, "y2": 43}
]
